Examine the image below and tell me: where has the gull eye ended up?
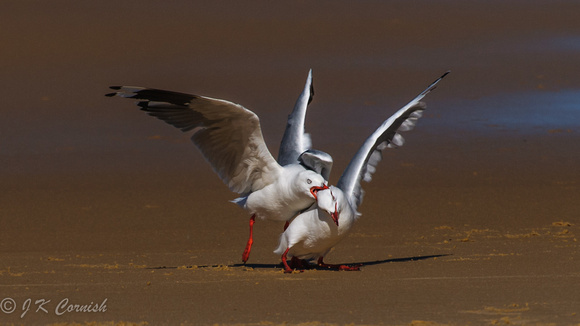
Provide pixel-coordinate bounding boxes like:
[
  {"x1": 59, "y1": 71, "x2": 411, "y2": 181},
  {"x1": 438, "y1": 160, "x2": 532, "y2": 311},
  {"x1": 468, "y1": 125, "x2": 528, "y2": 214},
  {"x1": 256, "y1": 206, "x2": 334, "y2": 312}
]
[{"x1": 307, "y1": 179, "x2": 312, "y2": 184}]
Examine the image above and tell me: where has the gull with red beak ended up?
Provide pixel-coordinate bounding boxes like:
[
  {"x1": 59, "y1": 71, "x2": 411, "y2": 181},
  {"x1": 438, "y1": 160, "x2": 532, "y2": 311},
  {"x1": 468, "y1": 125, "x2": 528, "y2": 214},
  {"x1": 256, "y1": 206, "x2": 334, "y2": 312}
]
[
  {"x1": 106, "y1": 69, "x2": 329, "y2": 263},
  {"x1": 275, "y1": 186, "x2": 359, "y2": 273},
  {"x1": 275, "y1": 71, "x2": 449, "y2": 273}
]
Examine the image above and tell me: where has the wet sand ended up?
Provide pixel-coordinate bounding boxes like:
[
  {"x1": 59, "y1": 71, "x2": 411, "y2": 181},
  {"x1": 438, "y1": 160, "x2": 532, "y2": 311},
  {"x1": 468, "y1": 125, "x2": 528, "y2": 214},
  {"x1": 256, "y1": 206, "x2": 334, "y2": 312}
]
[{"x1": 1, "y1": 1, "x2": 580, "y2": 325}]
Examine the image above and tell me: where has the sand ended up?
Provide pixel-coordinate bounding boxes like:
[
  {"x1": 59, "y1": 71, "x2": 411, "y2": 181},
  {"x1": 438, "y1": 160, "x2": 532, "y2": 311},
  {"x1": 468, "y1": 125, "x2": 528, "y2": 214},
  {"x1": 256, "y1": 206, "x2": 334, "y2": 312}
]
[{"x1": 1, "y1": 1, "x2": 579, "y2": 325}]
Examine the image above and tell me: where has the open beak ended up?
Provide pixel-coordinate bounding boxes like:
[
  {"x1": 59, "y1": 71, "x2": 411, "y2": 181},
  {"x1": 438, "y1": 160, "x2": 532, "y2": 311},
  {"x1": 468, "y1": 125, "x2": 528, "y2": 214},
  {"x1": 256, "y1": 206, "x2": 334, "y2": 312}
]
[
  {"x1": 331, "y1": 202, "x2": 339, "y2": 226},
  {"x1": 309, "y1": 184, "x2": 329, "y2": 200}
]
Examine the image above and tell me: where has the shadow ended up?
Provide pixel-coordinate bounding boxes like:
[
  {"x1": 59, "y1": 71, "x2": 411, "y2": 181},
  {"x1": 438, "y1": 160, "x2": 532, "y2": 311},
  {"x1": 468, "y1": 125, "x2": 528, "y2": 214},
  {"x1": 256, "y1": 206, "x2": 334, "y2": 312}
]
[
  {"x1": 352, "y1": 254, "x2": 451, "y2": 267},
  {"x1": 146, "y1": 263, "x2": 280, "y2": 270},
  {"x1": 146, "y1": 254, "x2": 451, "y2": 271}
]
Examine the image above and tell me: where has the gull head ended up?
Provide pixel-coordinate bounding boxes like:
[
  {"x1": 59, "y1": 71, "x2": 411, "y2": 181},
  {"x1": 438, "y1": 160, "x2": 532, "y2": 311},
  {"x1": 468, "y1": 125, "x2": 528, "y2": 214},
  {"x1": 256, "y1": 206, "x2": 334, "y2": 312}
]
[
  {"x1": 297, "y1": 170, "x2": 328, "y2": 200},
  {"x1": 317, "y1": 187, "x2": 339, "y2": 226}
]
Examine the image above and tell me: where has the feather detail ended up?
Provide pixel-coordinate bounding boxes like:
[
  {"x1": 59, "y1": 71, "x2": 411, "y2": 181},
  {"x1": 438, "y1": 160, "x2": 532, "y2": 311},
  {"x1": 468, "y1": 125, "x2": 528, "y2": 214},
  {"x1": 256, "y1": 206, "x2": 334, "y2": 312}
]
[
  {"x1": 108, "y1": 86, "x2": 283, "y2": 195},
  {"x1": 337, "y1": 71, "x2": 449, "y2": 211},
  {"x1": 278, "y1": 69, "x2": 314, "y2": 166}
]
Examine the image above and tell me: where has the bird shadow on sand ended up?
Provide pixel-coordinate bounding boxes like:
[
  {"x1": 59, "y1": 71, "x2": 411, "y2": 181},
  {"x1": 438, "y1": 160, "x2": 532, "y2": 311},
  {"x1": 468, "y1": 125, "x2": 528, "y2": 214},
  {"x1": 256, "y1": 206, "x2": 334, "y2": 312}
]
[
  {"x1": 241, "y1": 253, "x2": 450, "y2": 271},
  {"x1": 147, "y1": 254, "x2": 450, "y2": 271}
]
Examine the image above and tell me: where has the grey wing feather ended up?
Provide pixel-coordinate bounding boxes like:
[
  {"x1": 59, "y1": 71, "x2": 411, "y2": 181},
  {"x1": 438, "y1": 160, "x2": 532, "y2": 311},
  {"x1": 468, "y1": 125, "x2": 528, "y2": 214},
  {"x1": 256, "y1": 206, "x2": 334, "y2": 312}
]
[
  {"x1": 298, "y1": 149, "x2": 333, "y2": 181},
  {"x1": 336, "y1": 71, "x2": 449, "y2": 210},
  {"x1": 107, "y1": 86, "x2": 283, "y2": 195},
  {"x1": 278, "y1": 69, "x2": 314, "y2": 166}
]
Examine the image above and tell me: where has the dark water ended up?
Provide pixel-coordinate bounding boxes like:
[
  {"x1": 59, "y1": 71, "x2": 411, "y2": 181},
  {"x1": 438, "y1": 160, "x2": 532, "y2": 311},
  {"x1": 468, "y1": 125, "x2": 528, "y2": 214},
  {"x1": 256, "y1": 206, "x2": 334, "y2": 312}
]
[
  {"x1": 0, "y1": 1, "x2": 579, "y2": 176},
  {"x1": 425, "y1": 90, "x2": 580, "y2": 134}
]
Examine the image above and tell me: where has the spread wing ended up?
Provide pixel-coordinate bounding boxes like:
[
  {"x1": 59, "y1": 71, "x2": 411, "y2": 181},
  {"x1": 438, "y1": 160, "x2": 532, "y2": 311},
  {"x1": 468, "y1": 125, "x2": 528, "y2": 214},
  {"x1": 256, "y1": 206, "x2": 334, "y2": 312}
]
[
  {"x1": 277, "y1": 70, "x2": 334, "y2": 180},
  {"x1": 277, "y1": 69, "x2": 314, "y2": 166},
  {"x1": 107, "y1": 86, "x2": 283, "y2": 195},
  {"x1": 336, "y1": 71, "x2": 449, "y2": 210}
]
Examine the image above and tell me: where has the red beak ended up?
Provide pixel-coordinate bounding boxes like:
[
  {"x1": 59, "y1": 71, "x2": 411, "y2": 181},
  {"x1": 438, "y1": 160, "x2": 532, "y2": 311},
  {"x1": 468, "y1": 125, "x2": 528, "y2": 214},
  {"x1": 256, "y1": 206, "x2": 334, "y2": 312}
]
[
  {"x1": 309, "y1": 184, "x2": 329, "y2": 199},
  {"x1": 331, "y1": 202, "x2": 339, "y2": 226}
]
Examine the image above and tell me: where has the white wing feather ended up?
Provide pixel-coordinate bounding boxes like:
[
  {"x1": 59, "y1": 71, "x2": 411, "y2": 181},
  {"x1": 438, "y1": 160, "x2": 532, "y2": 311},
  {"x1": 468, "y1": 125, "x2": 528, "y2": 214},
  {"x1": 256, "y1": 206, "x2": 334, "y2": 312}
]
[
  {"x1": 337, "y1": 72, "x2": 449, "y2": 210},
  {"x1": 278, "y1": 69, "x2": 314, "y2": 166}
]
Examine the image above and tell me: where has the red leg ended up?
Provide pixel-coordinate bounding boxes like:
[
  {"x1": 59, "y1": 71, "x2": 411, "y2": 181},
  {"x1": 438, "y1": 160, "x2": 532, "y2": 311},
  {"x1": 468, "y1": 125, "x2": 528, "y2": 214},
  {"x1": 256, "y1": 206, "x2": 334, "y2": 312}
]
[
  {"x1": 281, "y1": 248, "x2": 304, "y2": 273},
  {"x1": 241, "y1": 215, "x2": 256, "y2": 263},
  {"x1": 283, "y1": 221, "x2": 290, "y2": 231},
  {"x1": 281, "y1": 247, "x2": 293, "y2": 273},
  {"x1": 317, "y1": 257, "x2": 361, "y2": 271}
]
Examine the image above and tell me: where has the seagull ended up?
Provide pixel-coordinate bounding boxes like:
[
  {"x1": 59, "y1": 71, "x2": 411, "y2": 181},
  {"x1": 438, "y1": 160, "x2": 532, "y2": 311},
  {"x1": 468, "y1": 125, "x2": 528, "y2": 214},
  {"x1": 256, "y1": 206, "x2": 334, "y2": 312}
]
[
  {"x1": 274, "y1": 72, "x2": 449, "y2": 273},
  {"x1": 106, "y1": 71, "x2": 329, "y2": 263}
]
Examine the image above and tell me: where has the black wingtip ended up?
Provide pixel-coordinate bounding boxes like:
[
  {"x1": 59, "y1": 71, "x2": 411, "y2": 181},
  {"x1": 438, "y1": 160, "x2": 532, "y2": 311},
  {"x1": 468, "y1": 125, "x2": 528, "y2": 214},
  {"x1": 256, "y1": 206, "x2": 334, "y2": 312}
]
[
  {"x1": 308, "y1": 78, "x2": 315, "y2": 105},
  {"x1": 416, "y1": 70, "x2": 451, "y2": 97},
  {"x1": 105, "y1": 86, "x2": 122, "y2": 97},
  {"x1": 137, "y1": 101, "x2": 150, "y2": 110}
]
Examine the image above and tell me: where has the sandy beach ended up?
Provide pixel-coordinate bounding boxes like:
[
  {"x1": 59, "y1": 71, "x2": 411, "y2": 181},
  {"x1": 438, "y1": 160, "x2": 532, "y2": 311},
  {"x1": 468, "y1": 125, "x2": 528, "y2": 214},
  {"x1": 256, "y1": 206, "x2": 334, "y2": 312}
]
[{"x1": 1, "y1": 1, "x2": 579, "y2": 325}]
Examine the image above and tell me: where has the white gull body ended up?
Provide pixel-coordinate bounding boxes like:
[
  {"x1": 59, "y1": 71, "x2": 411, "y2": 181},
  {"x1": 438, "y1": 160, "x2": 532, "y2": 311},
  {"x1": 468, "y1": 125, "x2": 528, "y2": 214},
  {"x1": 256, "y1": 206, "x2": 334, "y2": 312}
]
[
  {"x1": 275, "y1": 186, "x2": 355, "y2": 263},
  {"x1": 106, "y1": 72, "x2": 328, "y2": 262},
  {"x1": 274, "y1": 72, "x2": 449, "y2": 272}
]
